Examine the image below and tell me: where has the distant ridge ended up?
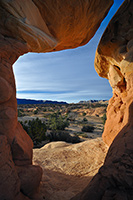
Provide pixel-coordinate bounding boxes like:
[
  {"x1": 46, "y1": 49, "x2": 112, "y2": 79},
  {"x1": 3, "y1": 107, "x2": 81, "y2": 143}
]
[
  {"x1": 79, "y1": 100, "x2": 108, "y2": 104},
  {"x1": 17, "y1": 98, "x2": 68, "y2": 105}
]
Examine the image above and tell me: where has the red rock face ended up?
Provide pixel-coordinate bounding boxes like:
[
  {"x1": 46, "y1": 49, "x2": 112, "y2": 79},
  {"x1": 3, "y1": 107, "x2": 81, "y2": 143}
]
[
  {"x1": 71, "y1": 0, "x2": 133, "y2": 199},
  {"x1": 95, "y1": 0, "x2": 133, "y2": 146},
  {"x1": 71, "y1": 102, "x2": 133, "y2": 200},
  {"x1": 0, "y1": 0, "x2": 113, "y2": 199}
]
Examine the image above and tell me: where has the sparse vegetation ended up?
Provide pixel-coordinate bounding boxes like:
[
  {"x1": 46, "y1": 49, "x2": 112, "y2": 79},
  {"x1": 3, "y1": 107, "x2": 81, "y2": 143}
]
[
  {"x1": 82, "y1": 112, "x2": 86, "y2": 116},
  {"x1": 20, "y1": 118, "x2": 47, "y2": 144},
  {"x1": 75, "y1": 132, "x2": 88, "y2": 138},
  {"x1": 18, "y1": 109, "x2": 25, "y2": 117},
  {"x1": 48, "y1": 131, "x2": 81, "y2": 143},
  {"x1": 48, "y1": 112, "x2": 69, "y2": 131},
  {"x1": 34, "y1": 110, "x2": 38, "y2": 114},
  {"x1": 91, "y1": 103, "x2": 107, "y2": 108},
  {"x1": 18, "y1": 100, "x2": 107, "y2": 146},
  {"x1": 81, "y1": 125, "x2": 94, "y2": 133},
  {"x1": 101, "y1": 113, "x2": 107, "y2": 125},
  {"x1": 82, "y1": 117, "x2": 88, "y2": 123}
]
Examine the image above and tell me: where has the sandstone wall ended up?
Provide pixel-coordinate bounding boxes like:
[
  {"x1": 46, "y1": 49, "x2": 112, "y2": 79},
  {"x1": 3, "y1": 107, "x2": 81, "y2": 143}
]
[
  {"x1": 72, "y1": 0, "x2": 133, "y2": 199},
  {"x1": 95, "y1": 0, "x2": 133, "y2": 146},
  {"x1": 0, "y1": 0, "x2": 113, "y2": 199}
]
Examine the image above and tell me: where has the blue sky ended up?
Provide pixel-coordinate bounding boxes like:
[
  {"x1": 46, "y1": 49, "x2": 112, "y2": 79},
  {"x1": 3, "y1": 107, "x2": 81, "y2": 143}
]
[{"x1": 13, "y1": 0, "x2": 124, "y2": 103}]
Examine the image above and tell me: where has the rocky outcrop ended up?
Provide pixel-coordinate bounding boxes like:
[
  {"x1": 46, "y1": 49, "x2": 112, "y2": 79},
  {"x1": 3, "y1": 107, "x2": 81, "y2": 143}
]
[
  {"x1": 71, "y1": 102, "x2": 133, "y2": 200},
  {"x1": 0, "y1": 0, "x2": 113, "y2": 199},
  {"x1": 0, "y1": 0, "x2": 113, "y2": 52},
  {"x1": 95, "y1": 0, "x2": 133, "y2": 146},
  {"x1": 71, "y1": 0, "x2": 133, "y2": 199},
  {"x1": 33, "y1": 138, "x2": 108, "y2": 200}
]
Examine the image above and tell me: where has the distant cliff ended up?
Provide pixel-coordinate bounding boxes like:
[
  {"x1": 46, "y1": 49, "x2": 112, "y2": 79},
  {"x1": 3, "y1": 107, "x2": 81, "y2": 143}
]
[{"x1": 17, "y1": 98, "x2": 68, "y2": 105}]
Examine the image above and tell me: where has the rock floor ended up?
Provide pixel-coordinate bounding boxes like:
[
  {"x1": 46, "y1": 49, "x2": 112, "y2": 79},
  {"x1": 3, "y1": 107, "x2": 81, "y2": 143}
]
[{"x1": 33, "y1": 138, "x2": 108, "y2": 200}]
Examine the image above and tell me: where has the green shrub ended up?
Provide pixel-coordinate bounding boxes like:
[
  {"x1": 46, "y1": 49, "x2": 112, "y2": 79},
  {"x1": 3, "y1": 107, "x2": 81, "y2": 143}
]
[
  {"x1": 81, "y1": 125, "x2": 94, "y2": 132},
  {"x1": 18, "y1": 109, "x2": 25, "y2": 117},
  {"x1": 82, "y1": 117, "x2": 88, "y2": 123},
  {"x1": 48, "y1": 131, "x2": 80, "y2": 143},
  {"x1": 20, "y1": 118, "x2": 47, "y2": 144},
  {"x1": 87, "y1": 105, "x2": 90, "y2": 109},
  {"x1": 34, "y1": 110, "x2": 38, "y2": 114},
  {"x1": 82, "y1": 112, "x2": 86, "y2": 116},
  {"x1": 101, "y1": 113, "x2": 107, "y2": 125},
  {"x1": 48, "y1": 112, "x2": 69, "y2": 131}
]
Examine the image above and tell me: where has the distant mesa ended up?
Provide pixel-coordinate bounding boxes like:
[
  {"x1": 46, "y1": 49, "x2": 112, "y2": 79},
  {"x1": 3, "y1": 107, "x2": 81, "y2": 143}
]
[{"x1": 17, "y1": 98, "x2": 68, "y2": 105}]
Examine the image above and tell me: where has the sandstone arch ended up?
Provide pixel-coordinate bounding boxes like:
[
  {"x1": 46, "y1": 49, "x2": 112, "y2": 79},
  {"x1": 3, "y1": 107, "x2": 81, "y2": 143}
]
[{"x1": 0, "y1": 0, "x2": 132, "y2": 200}]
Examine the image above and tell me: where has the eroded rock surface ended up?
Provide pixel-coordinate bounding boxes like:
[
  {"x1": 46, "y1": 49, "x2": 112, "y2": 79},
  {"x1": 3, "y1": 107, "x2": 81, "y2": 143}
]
[
  {"x1": 33, "y1": 138, "x2": 108, "y2": 200},
  {"x1": 0, "y1": 135, "x2": 30, "y2": 200},
  {"x1": 0, "y1": 0, "x2": 113, "y2": 199},
  {"x1": 71, "y1": 102, "x2": 133, "y2": 200},
  {"x1": 0, "y1": 0, "x2": 113, "y2": 52},
  {"x1": 95, "y1": 0, "x2": 133, "y2": 146},
  {"x1": 16, "y1": 165, "x2": 43, "y2": 199},
  {"x1": 71, "y1": 1, "x2": 133, "y2": 199}
]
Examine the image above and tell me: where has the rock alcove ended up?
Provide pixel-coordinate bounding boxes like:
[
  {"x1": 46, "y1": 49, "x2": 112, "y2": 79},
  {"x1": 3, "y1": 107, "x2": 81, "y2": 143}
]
[{"x1": 0, "y1": 0, "x2": 132, "y2": 200}]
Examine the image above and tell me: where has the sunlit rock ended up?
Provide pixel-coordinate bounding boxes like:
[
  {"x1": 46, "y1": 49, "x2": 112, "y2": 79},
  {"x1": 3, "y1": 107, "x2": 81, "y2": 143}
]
[
  {"x1": 72, "y1": 1, "x2": 133, "y2": 199},
  {"x1": 0, "y1": 0, "x2": 113, "y2": 199},
  {"x1": 95, "y1": 0, "x2": 133, "y2": 146}
]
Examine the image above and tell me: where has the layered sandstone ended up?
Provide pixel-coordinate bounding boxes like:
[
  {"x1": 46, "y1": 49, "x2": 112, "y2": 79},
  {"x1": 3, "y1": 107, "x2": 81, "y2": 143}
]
[
  {"x1": 0, "y1": 0, "x2": 113, "y2": 52},
  {"x1": 95, "y1": 0, "x2": 133, "y2": 146},
  {"x1": 0, "y1": 0, "x2": 113, "y2": 199},
  {"x1": 72, "y1": 1, "x2": 133, "y2": 199}
]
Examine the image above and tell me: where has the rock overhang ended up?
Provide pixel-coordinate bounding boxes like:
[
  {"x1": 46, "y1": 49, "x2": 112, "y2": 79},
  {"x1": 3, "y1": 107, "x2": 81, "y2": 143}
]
[{"x1": 0, "y1": 0, "x2": 113, "y2": 53}]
